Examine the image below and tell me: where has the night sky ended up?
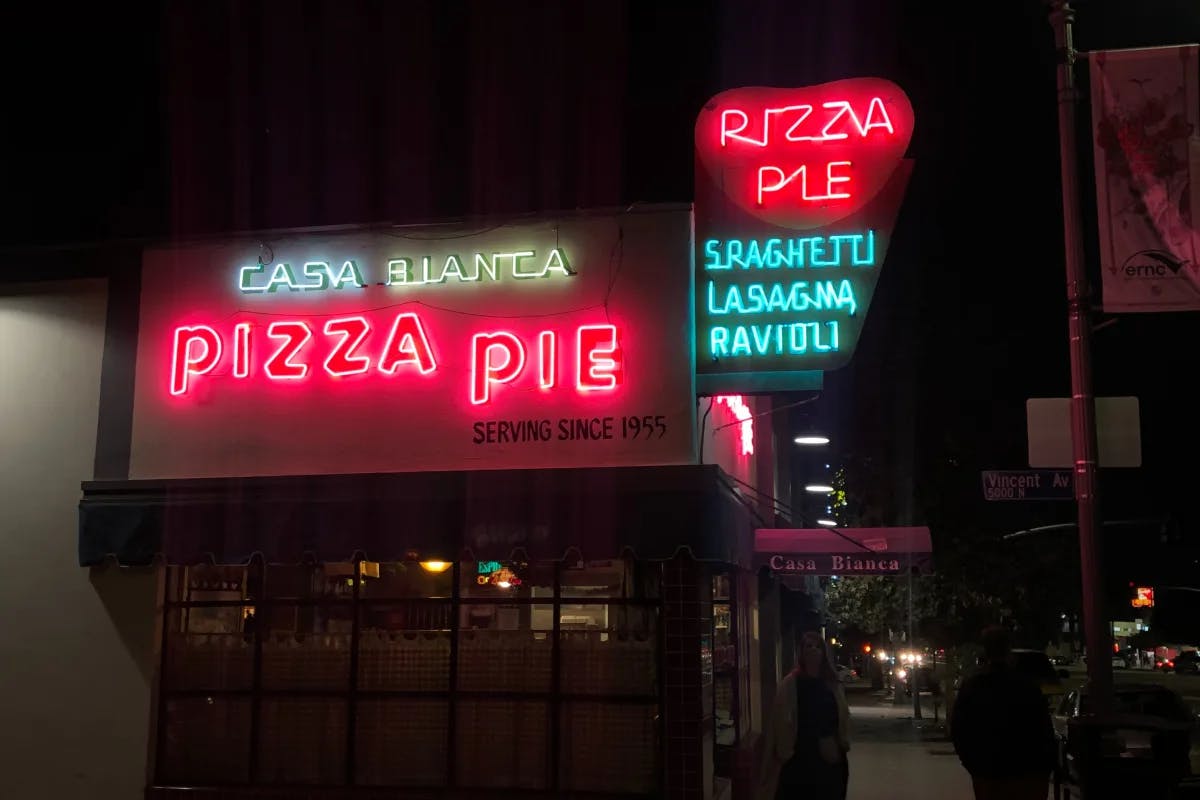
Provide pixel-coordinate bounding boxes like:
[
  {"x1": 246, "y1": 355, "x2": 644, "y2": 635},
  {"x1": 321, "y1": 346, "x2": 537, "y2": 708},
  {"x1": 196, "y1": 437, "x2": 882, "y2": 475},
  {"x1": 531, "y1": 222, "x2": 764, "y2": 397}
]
[{"x1": 2, "y1": 1, "x2": 1199, "y2": 560}]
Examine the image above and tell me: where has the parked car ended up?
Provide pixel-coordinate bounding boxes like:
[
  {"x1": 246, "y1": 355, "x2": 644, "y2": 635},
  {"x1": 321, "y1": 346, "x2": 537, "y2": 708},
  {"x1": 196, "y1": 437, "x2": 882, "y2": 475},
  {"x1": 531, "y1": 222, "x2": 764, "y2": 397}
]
[
  {"x1": 897, "y1": 664, "x2": 940, "y2": 697},
  {"x1": 1172, "y1": 651, "x2": 1200, "y2": 675},
  {"x1": 1052, "y1": 684, "x2": 1198, "y2": 788},
  {"x1": 1012, "y1": 648, "x2": 1070, "y2": 710},
  {"x1": 835, "y1": 664, "x2": 858, "y2": 682}
]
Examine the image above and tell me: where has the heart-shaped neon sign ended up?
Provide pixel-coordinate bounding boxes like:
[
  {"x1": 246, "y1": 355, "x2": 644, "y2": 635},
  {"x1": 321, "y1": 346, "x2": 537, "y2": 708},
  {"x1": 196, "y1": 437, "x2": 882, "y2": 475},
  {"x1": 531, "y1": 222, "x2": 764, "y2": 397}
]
[{"x1": 695, "y1": 78, "x2": 914, "y2": 230}]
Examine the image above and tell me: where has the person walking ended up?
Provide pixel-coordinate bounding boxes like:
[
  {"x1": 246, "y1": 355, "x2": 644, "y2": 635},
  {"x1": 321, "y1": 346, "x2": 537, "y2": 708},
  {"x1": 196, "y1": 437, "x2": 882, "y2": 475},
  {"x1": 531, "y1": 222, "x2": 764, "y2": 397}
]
[
  {"x1": 951, "y1": 626, "x2": 1057, "y2": 800},
  {"x1": 758, "y1": 630, "x2": 850, "y2": 800}
]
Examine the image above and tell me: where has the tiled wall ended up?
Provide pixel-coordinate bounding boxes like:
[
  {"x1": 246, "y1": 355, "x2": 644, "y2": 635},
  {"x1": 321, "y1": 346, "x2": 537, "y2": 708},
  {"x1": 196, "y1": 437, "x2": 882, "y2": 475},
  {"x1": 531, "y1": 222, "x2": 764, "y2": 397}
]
[{"x1": 663, "y1": 555, "x2": 714, "y2": 800}]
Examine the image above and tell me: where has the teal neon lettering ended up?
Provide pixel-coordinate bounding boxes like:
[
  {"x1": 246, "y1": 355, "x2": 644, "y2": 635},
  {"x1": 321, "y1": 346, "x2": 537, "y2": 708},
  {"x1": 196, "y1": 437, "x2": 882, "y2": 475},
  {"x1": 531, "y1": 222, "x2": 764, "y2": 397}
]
[
  {"x1": 710, "y1": 326, "x2": 729, "y2": 357},
  {"x1": 709, "y1": 322, "x2": 841, "y2": 358},
  {"x1": 730, "y1": 326, "x2": 751, "y2": 356},
  {"x1": 853, "y1": 231, "x2": 876, "y2": 266},
  {"x1": 765, "y1": 239, "x2": 784, "y2": 268},
  {"x1": 836, "y1": 281, "x2": 857, "y2": 315},
  {"x1": 727, "y1": 240, "x2": 744, "y2": 269},
  {"x1": 745, "y1": 240, "x2": 763, "y2": 269},
  {"x1": 704, "y1": 240, "x2": 725, "y2": 270}
]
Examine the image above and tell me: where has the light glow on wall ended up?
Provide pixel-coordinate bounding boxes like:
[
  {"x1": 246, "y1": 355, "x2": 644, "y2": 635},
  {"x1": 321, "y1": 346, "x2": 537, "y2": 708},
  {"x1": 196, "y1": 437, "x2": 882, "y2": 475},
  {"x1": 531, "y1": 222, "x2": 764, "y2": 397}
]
[{"x1": 715, "y1": 395, "x2": 754, "y2": 455}]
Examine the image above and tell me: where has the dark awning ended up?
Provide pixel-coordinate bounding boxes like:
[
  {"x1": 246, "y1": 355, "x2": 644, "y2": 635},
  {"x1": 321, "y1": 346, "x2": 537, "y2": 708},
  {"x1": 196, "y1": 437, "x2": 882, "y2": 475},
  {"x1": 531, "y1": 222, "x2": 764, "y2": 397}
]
[{"x1": 79, "y1": 464, "x2": 759, "y2": 567}]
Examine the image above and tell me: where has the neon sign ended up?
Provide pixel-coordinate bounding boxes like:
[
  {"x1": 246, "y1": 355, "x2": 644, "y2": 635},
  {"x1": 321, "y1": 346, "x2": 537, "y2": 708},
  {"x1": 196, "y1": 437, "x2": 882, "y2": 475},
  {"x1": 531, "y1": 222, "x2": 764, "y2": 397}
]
[
  {"x1": 169, "y1": 315, "x2": 622, "y2": 406},
  {"x1": 694, "y1": 79, "x2": 914, "y2": 392},
  {"x1": 715, "y1": 395, "x2": 754, "y2": 456},
  {"x1": 695, "y1": 80, "x2": 914, "y2": 231},
  {"x1": 239, "y1": 248, "x2": 574, "y2": 293}
]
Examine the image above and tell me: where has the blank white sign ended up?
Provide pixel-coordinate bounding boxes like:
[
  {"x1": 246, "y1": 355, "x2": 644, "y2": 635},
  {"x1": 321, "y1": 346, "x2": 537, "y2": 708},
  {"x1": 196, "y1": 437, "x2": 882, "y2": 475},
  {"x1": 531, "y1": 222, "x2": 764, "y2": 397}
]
[{"x1": 1026, "y1": 396, "x2": 1142, "y2": 468}]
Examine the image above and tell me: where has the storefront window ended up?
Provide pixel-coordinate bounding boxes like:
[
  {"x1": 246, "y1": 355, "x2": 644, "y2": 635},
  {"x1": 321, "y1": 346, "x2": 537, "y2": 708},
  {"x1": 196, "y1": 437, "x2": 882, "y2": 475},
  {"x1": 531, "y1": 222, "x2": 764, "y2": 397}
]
[{"x1": 157, "y1": 559, "x2": 663, "y2": 793}]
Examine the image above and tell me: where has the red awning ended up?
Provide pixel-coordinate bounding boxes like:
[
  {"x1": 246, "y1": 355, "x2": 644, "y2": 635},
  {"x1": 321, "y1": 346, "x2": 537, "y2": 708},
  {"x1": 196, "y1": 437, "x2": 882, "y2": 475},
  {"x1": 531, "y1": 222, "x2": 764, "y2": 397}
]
[{"x1": 754, "y1": 527, "x2": 932, "y2": 577}]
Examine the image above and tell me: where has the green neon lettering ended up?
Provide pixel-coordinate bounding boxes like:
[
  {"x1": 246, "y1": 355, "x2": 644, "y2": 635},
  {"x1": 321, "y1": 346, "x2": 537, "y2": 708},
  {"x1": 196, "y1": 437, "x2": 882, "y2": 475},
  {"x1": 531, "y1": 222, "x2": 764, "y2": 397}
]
[
  {"x1": 510, "y1": 251, "x2": 539, "y2": 279},
  {"x1": 541, "y1": 248, "x2": 574, "y2": 277},
  {"x1": 239, "y1": 264, "x2": 267, "y2": 293},
  {"x1": 439, "y1": 254, "x2": 468, "y2": 283},
  {"x1": 474, "y1": 253, "x2": 496, "y2": 281},
  {"x1": 300, "y1": 261, "x2": 330, "y2": 291},
  {"x1": 386, "y1": 259, "x2": 414, "y2": 285},
  {"x1": 330, "y1": 260, "x2": 364, "y2": 289},
  {"x1": 265, "y1": 262, "x2": 299, "y2": 292}
]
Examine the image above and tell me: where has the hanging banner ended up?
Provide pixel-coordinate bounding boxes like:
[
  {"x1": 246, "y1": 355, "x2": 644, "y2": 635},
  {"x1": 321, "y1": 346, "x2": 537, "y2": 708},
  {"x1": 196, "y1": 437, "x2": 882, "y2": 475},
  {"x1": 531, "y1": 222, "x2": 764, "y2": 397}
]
[
  {"x1": 1090, "y1": 45, "x2": 1200, "y2": 312},
  {"x1": 693, "y1": 78, "x2": 914, "y2": 393}
]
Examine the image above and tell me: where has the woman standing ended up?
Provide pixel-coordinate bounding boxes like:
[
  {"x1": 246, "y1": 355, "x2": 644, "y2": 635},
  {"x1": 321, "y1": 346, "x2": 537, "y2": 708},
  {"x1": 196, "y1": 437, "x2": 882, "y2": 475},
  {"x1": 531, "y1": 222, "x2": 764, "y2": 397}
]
[{"x1": 757, "y1": 630, "x2": 850, "y2": 800}]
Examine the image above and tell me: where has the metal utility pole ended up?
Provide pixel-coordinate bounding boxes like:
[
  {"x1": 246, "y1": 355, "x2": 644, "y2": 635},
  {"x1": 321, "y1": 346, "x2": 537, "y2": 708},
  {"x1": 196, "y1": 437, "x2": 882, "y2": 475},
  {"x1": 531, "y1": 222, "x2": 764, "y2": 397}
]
[
  {"x1": 1047, "y1": 0, "x2": 1112, "y2": 711},
  {"x1": 908, "y1": 562, "x2": 921, "y2": 719}
]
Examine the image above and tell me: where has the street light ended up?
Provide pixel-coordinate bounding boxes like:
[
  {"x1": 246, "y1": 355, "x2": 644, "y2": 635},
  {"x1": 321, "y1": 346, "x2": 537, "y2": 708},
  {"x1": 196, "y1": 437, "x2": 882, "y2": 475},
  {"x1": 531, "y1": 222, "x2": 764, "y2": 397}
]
[
  {"x1": 805, "y1": 484, "x2": 834, "y2": 493},
  {"x1": 794, "y1": 435, "x2": 830, "y2": 445}
]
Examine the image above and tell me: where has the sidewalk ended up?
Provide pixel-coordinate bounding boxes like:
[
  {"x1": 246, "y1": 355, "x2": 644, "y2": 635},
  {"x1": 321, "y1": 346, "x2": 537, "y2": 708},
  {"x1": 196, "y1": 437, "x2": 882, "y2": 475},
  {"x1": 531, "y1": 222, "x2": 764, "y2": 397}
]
[
  {"x1": 847, "y1": 702, "x2": 975, "y2": 800},
  {"x1": 846, "y1": 692, "x2": 1054, "y2": 800}
]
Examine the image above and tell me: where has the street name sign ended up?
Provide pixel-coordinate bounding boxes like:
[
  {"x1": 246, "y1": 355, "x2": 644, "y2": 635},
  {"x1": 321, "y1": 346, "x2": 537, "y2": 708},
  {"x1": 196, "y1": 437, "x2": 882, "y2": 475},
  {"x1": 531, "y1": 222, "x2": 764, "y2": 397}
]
[{"x1": 981, "y1": 469, "x2": 1073, "y2": 501}]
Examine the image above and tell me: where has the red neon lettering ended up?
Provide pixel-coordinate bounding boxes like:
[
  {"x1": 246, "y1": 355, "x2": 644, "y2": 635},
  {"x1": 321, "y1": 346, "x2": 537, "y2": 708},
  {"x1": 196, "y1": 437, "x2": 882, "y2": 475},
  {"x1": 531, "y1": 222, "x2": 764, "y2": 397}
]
[
  {"x1": 378, "y1": 313, "x2": 436, "y2": 375},
  {"x1": 538, "y1": 330, "x2": 556, "y2": 390},
  {"x1": 323, "y1": 316, "x2": 372, "y2": 377},
  {"x1": 233, "y1": 322, "x2": 251, "y2": 379},
  {"x1": 471, "y1": 332, "x2": 525, "y2": 405},
  {"x1": 757, "y1": 161, "x2": 854, "y2": 206},
  {"x1": 264, "y1": 321, "x2": 312, "y2": 380},
  {"x1": 577, "y1": 324, "x2": 620, "y2": 392},
  {"x1": 170, "y1": 325, "x2": 222, "y2": 396}
]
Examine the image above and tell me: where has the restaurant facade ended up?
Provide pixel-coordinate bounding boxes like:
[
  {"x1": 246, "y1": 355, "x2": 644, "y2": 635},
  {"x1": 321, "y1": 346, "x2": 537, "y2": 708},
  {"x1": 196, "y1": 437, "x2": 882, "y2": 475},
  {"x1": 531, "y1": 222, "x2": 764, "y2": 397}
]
[
  {"x1": 4, "y1": 205, "x2": 792, "y2": 800},
  {"x1": 2, "y1": 77, "x2": 918, "y2": 800}
]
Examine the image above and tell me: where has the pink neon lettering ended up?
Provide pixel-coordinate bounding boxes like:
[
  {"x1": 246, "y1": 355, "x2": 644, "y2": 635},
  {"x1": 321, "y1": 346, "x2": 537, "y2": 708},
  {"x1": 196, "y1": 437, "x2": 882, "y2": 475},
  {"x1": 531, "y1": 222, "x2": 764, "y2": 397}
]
[
  {"x1": 471, "y1": 332, "x2": 525, "y2": 405},
  {"x1": 826, "y1": 161, "x2": 852, "y2": 199},
  {"x1": 577, "y1": 324, "x2": 620, "y2": 392},
  {"x1": 719, "y1": 97, "x2": 893, "y2": 147},
  {"x1": 538, "y1": 330, "x2": 556, "y2": 390},
  {"x1": 264, "y1": 321, "x2": 312, "y2": 380},
  {"x1": 757, "y1": 161, "x2": 855, "y2": 206},
  {"x1": 820, "y1": 101, "x2": 857, "y2": 140},
  {"x1": 170, "y1": 325, "x2": 222, "y2": 396},
  {"x1": 323, "y1": 316, "x2": 372, "y2": 377},
  {"x1": 862, "y1": 97, "x2": 894, "y2": 135},
  {"x1": 378, "y1": 313, "x2": 436, "y2": 375},
  {"x1": 233, "y1": 323, "x2": 251, "y2": 379},
  {"x1": 720, "y1": 109, "x2": 752, "y2": 147}
]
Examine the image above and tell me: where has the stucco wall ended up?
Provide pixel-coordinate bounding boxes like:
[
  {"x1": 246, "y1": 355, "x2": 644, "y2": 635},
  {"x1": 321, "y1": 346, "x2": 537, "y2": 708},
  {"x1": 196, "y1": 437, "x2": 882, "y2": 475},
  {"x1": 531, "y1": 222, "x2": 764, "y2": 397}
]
[{"x1": 0, "y1": 281, "x2": 155, "y2": 799}]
